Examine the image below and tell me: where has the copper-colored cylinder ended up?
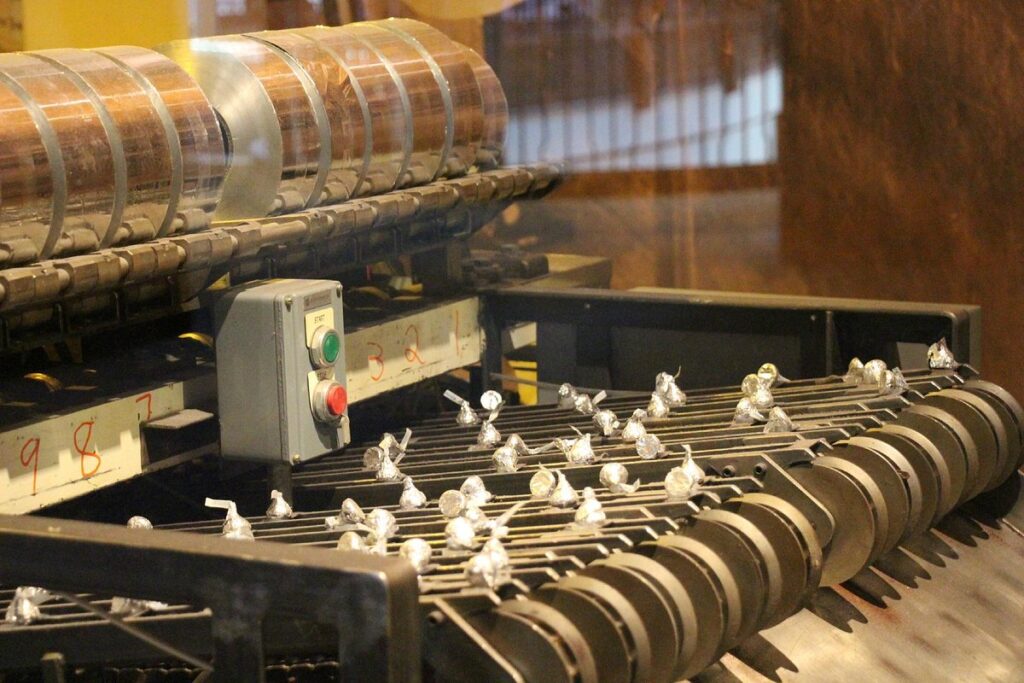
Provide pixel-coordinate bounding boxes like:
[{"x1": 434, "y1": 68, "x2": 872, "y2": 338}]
[
  {"x1": 35, "y1": 48, "x2": 175, "y2": 245},
  {"x1": 158, "y1": 35, "x2": 325, "y2": 219},
  {"x1": 381, "y1": 18, "x2": 484, "y2": 177},
  {"x1": 345, "y1": 21, "x2": 449, "y2": 186},
  {"x1": 250, "y1": 29, "x2": 369, "y2": 203},
  {"x1": 0, "y1": 80, "x2": 57, "y2": 266},
  {"x1": 295, "y1": 24, "x2": 408, "y2": 195},
  {"x1": 95, "y1": 46, "x2": 226, "y2": 234},
  {"x1": 0, "y1": 52, "x2": 118, "y2": 259},
  {"x1": 462, "y1": 46, "x2": 508, "y2": 169}
]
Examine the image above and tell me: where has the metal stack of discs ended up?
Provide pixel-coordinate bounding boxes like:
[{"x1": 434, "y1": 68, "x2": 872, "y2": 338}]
[
  {"x1": 0, "y1": 18, "x2": 508, "y2": 267},
  {"x1": 0, "y1": 48, "x2": 225, "y2": 266},
  {"x1": 162, "y1": 18, "x2": 508, "y2": 218}
]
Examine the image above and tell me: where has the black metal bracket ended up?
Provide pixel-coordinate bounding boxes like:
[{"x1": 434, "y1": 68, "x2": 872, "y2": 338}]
[
  {"x1": 482, "y1": 287, "x2": 979, "y2": 394},
  {"x1": 0, "y1": 515, "x2": 420, "y2": 682}
]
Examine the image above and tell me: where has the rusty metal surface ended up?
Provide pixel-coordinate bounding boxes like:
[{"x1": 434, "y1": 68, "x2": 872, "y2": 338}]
[{"x1": 711, "y1": 505, "x2": 1024, "y2": 682}]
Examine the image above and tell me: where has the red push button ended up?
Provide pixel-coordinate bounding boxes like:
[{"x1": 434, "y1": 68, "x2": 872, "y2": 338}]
[
  {"x1": 312, "y1": 380, "x2": 347, "y2": 423},
  {"x1": 326, "y1": 384, "x2": 347, "y2": 416}
]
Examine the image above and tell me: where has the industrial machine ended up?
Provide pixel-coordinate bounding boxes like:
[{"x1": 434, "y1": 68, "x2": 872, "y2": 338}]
[{"x1": 0, "y1": 17, "x2": 1022, "y2": 683}]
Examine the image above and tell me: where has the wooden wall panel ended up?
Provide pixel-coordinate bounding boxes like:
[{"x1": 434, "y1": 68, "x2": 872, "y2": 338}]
[{"x1": 778, "y1": 1, "x2": 1024, "y2": 396}]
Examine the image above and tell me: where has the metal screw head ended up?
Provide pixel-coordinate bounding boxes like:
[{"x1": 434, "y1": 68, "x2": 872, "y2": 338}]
[
  {"x1": 284, "y1": 295, "x2": 294, "y2": 310},
  {"x1": 291, "y1": 453, "x2": 302, "y2": 465}
]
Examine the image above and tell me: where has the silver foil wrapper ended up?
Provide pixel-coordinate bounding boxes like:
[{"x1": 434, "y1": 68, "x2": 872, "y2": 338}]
[
  {"x1": 530, "y1": 467, "x2": 557, "y2": 498},
  {"x1": 399, "y1": 538, "x2": 433, "y2": 574},
  {"x1": 599, "y1": 462, "x2": 641, "y2": 494},
  {"x1": 549, "y1": 471, "x2": 579, "y2": 508},
  {"x1": 399, "y1": 477, "x2": 428, "y2": 510},
  {"x1": 266, "y1": 489, "x2": 295, "y2": 519},
  {"x1": 460, "y1": 475, "x2": 493, "y2": 506},
  {"x1": 928, "y1": 337, "x2": 958, "y2": 369},
  {"x1": 635, "y1": 433, "x2": 665, "y2": 460},
  {"x1": 205, "y1": 497, "x2": 254, "y2": 541}
]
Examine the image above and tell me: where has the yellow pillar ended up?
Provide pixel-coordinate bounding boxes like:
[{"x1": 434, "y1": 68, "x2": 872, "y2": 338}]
[{"x1": 14, "y1": 0, "x2": 189, "y2": 50}]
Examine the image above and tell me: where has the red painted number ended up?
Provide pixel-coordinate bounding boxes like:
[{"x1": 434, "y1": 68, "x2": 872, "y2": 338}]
[
  {"x1": 19, "y1": 438, "x2": 40, "y2": 494},
  {"x1": 368, "y1": 342, "x2": 385, "y2": 381},
  {"x1": 405, "y1": 325, "x2": 425, "y2": 365},
  {"x1": 73, "y1": 421, "x2": 102, "y2": 478},
  {"x1": 135, "y1": 392, "x2": 153, "y2": 421}
]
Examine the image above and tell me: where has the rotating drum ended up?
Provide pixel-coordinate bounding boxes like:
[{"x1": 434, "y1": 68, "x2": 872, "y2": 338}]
[
  {"x1": 0, "y1": 80, "x2": 56, "y2": 265},
  {"x1": 159, "y1": 35, "x2": 325, "y2": 219},
  {"x1": 34, "y1": 48, "x2": 174, "y2": 246},
  {"x1": 0, "y1": 52, "x2": 118, "y2": 259},
  {"x1": 96, "y1": 46, "x2": 225, "y2": 234},
  {"x1": 345, "y1": 21, "x2": 448, "y2": 186},
  {"x1": 250, "y1": 30, "x2": 368, "y2": 204},
  {"x1": 461, "y1": 45, "x2": 507, "y2": 168},
  {"x1": 296, "y1": 25, "x2": 408, "y2": 195},
  {"x1": 381, "y1": 18, "x2": 484, "y2": 177}
]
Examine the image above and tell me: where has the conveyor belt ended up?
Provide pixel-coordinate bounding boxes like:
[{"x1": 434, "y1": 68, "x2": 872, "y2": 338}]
[{"x1": 0, "y1": 367, "x2": 1020, "y2": 682}]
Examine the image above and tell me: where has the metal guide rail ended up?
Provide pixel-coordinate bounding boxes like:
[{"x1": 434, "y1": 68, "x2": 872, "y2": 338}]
[
  {"x1": 0, "y1": 367, "x2": 1021, "y2": 682},
  {"x1": 0, "y1": 163, "x2": 560, "y2": 350}
]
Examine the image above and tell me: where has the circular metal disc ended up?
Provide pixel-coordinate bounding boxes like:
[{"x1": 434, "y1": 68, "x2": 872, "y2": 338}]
[
  {"x1": 158, "y1": 37, "x2": 289, "y2": 219},
  {"x1": 681, "y1": 514, "x2": 765, "y2": 642},
  {"x1": 533, "y1": 585, "x2": 631, "y2": 683},
  {"x1": 560, "y1": 574, "x2": 653, "y2": 683},
  {"x1": 601, "y1": 552, "x2": 699, "y2": 671},
  {"x1": 501, "y1": 601, "x2": 599, "y2": 679},
  {"x1": 831, "y1": 443, "x2": 910, "y2": 553},
  {"x1": 718, "y1": 496, "x2": 807, "y2": 626},
  {"x1": 891, "y1": 410, "x2": 967, "y2": 514},
  {"x1": 699, "y1": 508, "x2": 783, "y2": 631},
  {"x1": 581, "y1": 563, "x2": 679, "y2": 683},
  {"x1": 877, "y1": 423, "x2": 955, "y2": 522},
  {"x1": 738, "y1": 493, "x2": 824, "y2": 599},
  {"x1": 97, "y1": 46, "x2": 225, "y2": 234},
  {"x1": 905, "y1": 403, "x2": 982, "y2": 503},
  {"x1": 941, "y1": 389, "x2": 1015, "y2": 491},
  {"x1": 861, "y1": 430, "x2": 941, "y2": 536},
  {"x1": 654, "y1": 535, "x2": 742, "y2": 655},
  {"x1": 788, "y1": 462, "x2": 875, "y2": 585},
  {"x1": 920, "y1": 395, "x2": 999, "y2": 496},
  {"x1": 641, "y1": 540, "x2": 725, "y2": 680},
  {"x1": 848, "y1": 436, "x2": 925, "y2": 544},
  {"x1": 472, "y1": 606, "x2": 576, "y2": 683},
  {"x1": 962, "y1": 381, "x2": 1024, "y2": 471},
  {"x1": 815, "y1": 455, "x2": 891, "y2": 564},
  {"x1": 963, "y1": 379, "x2": 1024, "y2": 465}
]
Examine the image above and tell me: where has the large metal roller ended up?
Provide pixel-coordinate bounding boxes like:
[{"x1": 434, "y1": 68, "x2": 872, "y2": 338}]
[
  {"x1": 248, "y1": 30, "x2": 369, "y2": 204},
  {"x1": 0, "y1": 19, "x2": 509, "y2": 268},
  {"x1": 33, "y1": 48, "x2": 175, "y2": 246},
  {"x1": 95, "y1": 46, "x2": 226, "y2": 235},
  {"x1": 380, "y1": 18, "x2": 484, "y2": 177},
  {"x1": 158, "y1": 35, "x2": 325, "y2": 219},
  {"x1": 0, "y1": 52, "x2": 119, "y2": 260}
]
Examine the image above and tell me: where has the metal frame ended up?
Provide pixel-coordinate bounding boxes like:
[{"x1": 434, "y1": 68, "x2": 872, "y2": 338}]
[
  {"x1": 482, "y1": 287, "x2": 979, "y2": 395},
  {"x1": 0, "y1": 515, "x2": 420, "y2": 682}
]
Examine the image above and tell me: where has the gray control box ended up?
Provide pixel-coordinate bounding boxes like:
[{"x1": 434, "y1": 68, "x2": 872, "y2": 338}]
[{"x1": 215, "y1": 279, "x2": 350, "y2": 463}]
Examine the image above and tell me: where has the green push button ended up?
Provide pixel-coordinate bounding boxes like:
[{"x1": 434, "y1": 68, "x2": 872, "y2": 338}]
[
  {"x1": 310, "y1": 325, "x2": 341, "y2": 368},
  {"x1": 321, "y1": 329, "x2": 340, "y2": 364}
]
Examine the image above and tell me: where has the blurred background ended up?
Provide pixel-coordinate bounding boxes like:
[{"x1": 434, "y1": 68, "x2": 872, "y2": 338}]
[{"x1": 2, "y1": 0, "x2": 1020, "y2": 397}]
